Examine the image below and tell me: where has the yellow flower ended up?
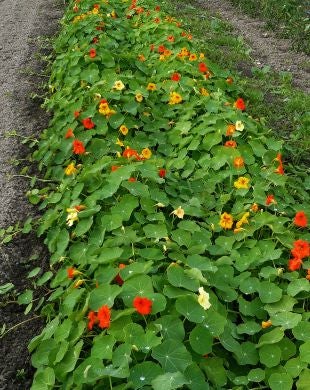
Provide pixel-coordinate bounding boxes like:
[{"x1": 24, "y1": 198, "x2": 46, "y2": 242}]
[
  {"x1": 168, "y1": 92, "x2": 183, "y2": 105},
  {"x1": 234, "y1": 176, "x2": 250, "y2": 189},
  {"x1": 65, "y1": 162, "x2": 77, "y2": 176},
  {"x1": 236, "y1": 212, "x2": 250, "y2": 229},
  {"x1": 116, "y1": 138, "x2": 124, "y2": 147},
  {"x1": 235, "y1": 120, "x2": 244, "y2": 131},
  {"x1": 141, "y1": 148, "x2": 152, "y2": 159},
  {"x1": 199, "y1": 52, "x2": 205, "y2": 59},
  {"x1": 200, "y1": 88, "x2": 209, "y2": 96},
  {"x1": 197, "y1": 287, "x2": 211, "y2": 310},
  {"x1": 189, "y1": 53, "x2": 197, "y2": 61},
  {"x1": 261, "y1": 320, "x2": 272, "y2": 329},
  {"x1": 98, "y1": 102, "x2": 116, "y2": 117},
  {"x1": 147, "y1": 83, "x2": 157, "y2": 91},
  {"x1": 159, "y1": 54, "x2": 166, "y2": 61},
  {"x1": 113, "y1": 80, "x2": 125, "y2": 90},
  {"x1": 135, "y1": 93, "x2": 143, "y2": 102},
  {"x1": 73, "y1": 279, "x2": 85, "y2": 288},
  {"x1": 66, "y1": 208, "x2": 79, "y2": 227},
  {"x1": 219, "y1": 212, "x2": 233, "y2": 229},
  {"x1": 119, "y1": 125, "x2": 129, "y2": 136},
  {"x1": 171, "y1": 206, "x2": 185, "y2": 219}
]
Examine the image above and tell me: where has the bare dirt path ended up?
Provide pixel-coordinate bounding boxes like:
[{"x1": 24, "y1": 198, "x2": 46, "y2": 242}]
[
  {"x1": 194, "y1": 0, "x2": 310, "y2": 93},
  {"x1": 0, "y1": 0, "x2": 63, "y2": 388}
]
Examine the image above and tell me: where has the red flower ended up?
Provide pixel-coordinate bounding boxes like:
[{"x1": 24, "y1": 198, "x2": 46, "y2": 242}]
[
  {"x1": 291, "y1": 240, "x2": 310, "y2": 260},
  {"x1": 234, "y1": 98, "x2": 246, "y2": 111},
  {"x1": 89, "y1": 48, "x2": 97, "y2": 58},
  {"x1": 82, "y1": 117, "x2": 95, "y2": 129},
  {"x1": 133, "y1": 296, "x2": 153, "y2": 315},
  {"x1": 111, "y1": 165, "x2": 120, "y2": 172},
  {"x1": 65, "y1": 128, "x2": 74, "y2": 139},
  {"x1": 275, "y1": 164, "x2": 284, "y2": 175},
  {"x1": 122, "y1": 147, "x2": 140, "y2": 160},
  {"x1": 198, "y1": 62, "x2": 208, "y2": 73},
  {"x1": 92, "y1": 36, "x2": 99, "y2": 44},
  {"x1": 73, "y1": 139, "x2": 85, "y2": 155},
  {"x1": 67, "y1": 267, "x2": 75, "y2": 279},
  {"x1": 88, "y1": 311, "x2": 97, "y2": 330},
  {"x1": 294, "y1": 211, "x2": 308, "y2": 228},
  {"x1": 97, "y1": 305, "x2": 111, "y2": 329},
  {"x1": 74, "y1": 110, "x2": 80, "y2": 118},
  {"x1": 155, "y1": 5, "x2": 160, "y2": 11},
  {"x1": 158, "y1": 168, "x2": 167, "y2": 178},
  {"x1": 266, "y1": 194, "x2": 276, "y2": 206},
  {"x1": 171, "y1": 72, "x2": 181, "y2": 82},
  {"x1": 115, "y1": 263, "x2": 126, "y2": 286},
  {"x1": 224, "y1": 140, "x2": 237, "y2": 148},
  {"x1": 128, "y1": 177, "x2": 137, "y2": 182},
  {"x1": 288, "y1": 257, "x2": 303, "y2": 271},
  {"x1": 158, "y1": 45, "x2": 165, "y2": 54}
]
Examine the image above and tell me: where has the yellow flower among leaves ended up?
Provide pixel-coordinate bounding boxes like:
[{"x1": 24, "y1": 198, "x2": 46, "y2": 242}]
[
  {"x1": 147, "y1": 83, "x2": 157, "y2": 91},
  {"x1": 65, "y1": 162, "x2": 77, "y2": 176},
  {"x1": 119, "y1": 125, "x2": 128, "y2": 136},
  {"x1": 66, "y1": 208, "x2": 79, "y2": 227},
  {"x1": 171, "y1": 206, "x2": 185, "y2": 219},
  {"x1": 141, "y1": 148, "x2": 152, "y2": 159},
  {"x1": 135, "y1": 93, "x2": 143, "y2": 102},
  {"x1": 219, "y1": 212, "x2": 233, "y2": 229},
  {"x1": 236, "y1": 212, "x2": 250, "y2": 229},
  {"x1": 197, "y1": 287, "x2": 211, "y2": 310},
  {"x1": 234, "y1": 176, "x2": 250, "y2": 189},
  {"x1": 168, "y1": 92, "x2": 182, "y2": 105},
  {"x1": 113, "y1": 80, "x2": 125, "y2": 91}
]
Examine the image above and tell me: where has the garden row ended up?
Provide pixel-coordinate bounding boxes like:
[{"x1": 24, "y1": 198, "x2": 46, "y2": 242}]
[{"x1": 26, "y1": 0, "x2": 310, "y2": 389}]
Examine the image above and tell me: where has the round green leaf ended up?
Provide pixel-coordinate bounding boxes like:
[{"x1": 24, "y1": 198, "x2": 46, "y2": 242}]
[
  {"x1": 89, "y1": 284, "x2": 121, "y2": 310},
  {"x1": 293, "y1": 321, "x2": 310, "y2": 341},
  {"x1": 152, "y1": 339, "x2": 192, "y2": 372},
  {"x1": 300, "y1": 341, "x2": 310, "y2": 364},
  {"x1": 154, "y1": 315, "x2": 185, "y2": 341},
  {"x1": 258, "y1": 281, "x2": 282, "y2": 303},
  {"x1": 129, "y1": 362, "x2": 164, "y2": 389},
  {"x1": 269, "y1": 373, "x2": 293, "y2": 390},
  {"x1": 175, "y1": 295, "x2": 207, "y2": 323},
  {"x1": 248, "y1": 368, "x2": 265, "y2": 382},
  {"x1": 284, "y1": 357, "x2": 306, "y2": 378},
  {"x1": 259, "y1": 344, "x2": 281, "y2": 367},
  {"x1": 167, "y1": 265, "x2": 200, "y2": 292},
  {"x1": 270, "y1": 312, "x2": 302, "y2": 329},
  {"x1": 152, "y1": 372, "x2": 189, "y2": 390},
  {"x1": 257, "y1": 327, "x2": 284, "y2": 347},
  {"x1": 287, "y1": 279, "x2": 310, "y2": 297},
  {"x1": 189, "y1": 325, "x2": 213, "y2": 355}
]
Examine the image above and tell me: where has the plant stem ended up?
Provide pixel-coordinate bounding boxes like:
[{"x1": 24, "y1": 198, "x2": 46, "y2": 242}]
[{"x1": 0, "y1": 315, "x2": 40, "y2": 338}]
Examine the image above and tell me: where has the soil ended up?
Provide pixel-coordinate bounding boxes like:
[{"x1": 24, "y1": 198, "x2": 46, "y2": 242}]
[
  {"x1": 194, "y1": 0, "x2": 310, "y2": 93},
  {"x1": 0, "y1": 0, "x2": 63, "y2": 389}
]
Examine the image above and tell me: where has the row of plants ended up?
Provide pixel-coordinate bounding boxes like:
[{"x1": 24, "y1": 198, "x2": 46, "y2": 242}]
[
  {"x1": 229, "y1": 0, "x2": 310, "y2": 54},
  {"x1": 19, "y1": 0, "x2": 310, "y2": 388}
]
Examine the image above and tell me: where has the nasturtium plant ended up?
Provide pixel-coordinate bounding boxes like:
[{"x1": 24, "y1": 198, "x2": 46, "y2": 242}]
[{"x1": 25, "y1": 0, "x2": 310, "y2": 388}]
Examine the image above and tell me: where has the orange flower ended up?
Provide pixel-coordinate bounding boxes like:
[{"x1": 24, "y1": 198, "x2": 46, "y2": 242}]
[
  {"x1": 171, "y1": 72, "x2": 181, "y2": 81},
  {"x1": 261, "y1": 320, "x2": 272, "y2": 329},
  {"x1": 251, "y1": 203, "x2": 259, "y2": 212},
  {"x1": 233, "y1": 156, "x2": 244, "y2": 169},
  {"x1": 291, "y1": 239, "x2": 310, "y2": 260},
  {"x1": 133, "y1": 296, "x2": 152, "y2": 315},
  {"x1": 65, "y1": 128, "x2": 74, "y2": 139},
  {"x1": 226, "y1": 124, "x2": 236, "y2": 136},
  {"x1": 168, "y1": 92, "x2": 182, "y2": 105},
  {"x1": 158, "y1": 45, "x2": 166, "y2": 53},
  {"x1": 288, "y1": 257, "x2": 302, "y2": 271},
  {"x1": 225, "y1": 140, "x2": 237, "y2": 148},
  {"x1": 97, "y1": 305, "x2": 111, "y2": 329},
  {"x1": 147, "y1": 83, "x2": 157, "y2": 91},
  {"x1": 119, "y1": 125, "x2": 129, "y2": 135},
  {"x1": 167, "y1": 35, "x2": 175, "y2": 42},
  {"x1": 306, "y1": 269, "x2": 310, "y2": 280},
  {"x1": 67, "y1": 267, "x2": 80, "y2": 279},
  {"x1": 159, "y1": 168, "x2": 167, "y2": 178},
  {"x1": 198, "y1": 62, "x2": 208, "y2": 73},
  {"x1": 88, "y1": 311, "x2": 97, "y2": 330},
  {"x1": 111, "y1": 165, "x2": 120, "y2": 172},
  {"x1": 141, "y1": 148, "x2": 152, "y2": 159},
  {"x1": 74, "y1": 110, "x2": 80, "y2": 118},
  {"x1": 219, "y1": 212, "x2": 234, "y2": 230},
  {"x1": 128, "y1": 177, "x2": 136, "y2": 182},
  {"x1": 266, "y1": 194, "x2": 276, "y2": 206},
  {"x1": 73, "y1": 139, "x2": 85, "y2": 155},
  {"x1": 89, "y1": 48, "x2": 96, "y2": 58},
  {"x1": 189, "y1": 53, "x2": 197, "y2": 61},
  {"x1": 122, "y1": 147, "x2": 140, "y2": 160},
  {"x1": 294, "y1": 211, "x2": 308, "y2": 228},
  {"x1": 226, "y1": 77, "x2": 233, "y2": 84},
  {"x1": 275, "y1": 164, "x2": 284, "y2": 175},
  {"x1": 234, "y1": 97, "x2": 246, "y2": 111},
  {"x1": 82, "y1": 117, "x2": 95, "y2": 129}
]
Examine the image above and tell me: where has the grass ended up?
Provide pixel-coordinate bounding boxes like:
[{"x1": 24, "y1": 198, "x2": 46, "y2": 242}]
[
  {"x1": 229, "y1": 0, "x2": 310, "y2": 54},
  {"x1": 160, "y1": 0, "x2": 310, "y2": 167}
]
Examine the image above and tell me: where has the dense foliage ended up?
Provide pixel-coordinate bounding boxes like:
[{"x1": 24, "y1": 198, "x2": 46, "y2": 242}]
[{"x1": 26, "y1": 0, "x2": 310, "y2": 389}]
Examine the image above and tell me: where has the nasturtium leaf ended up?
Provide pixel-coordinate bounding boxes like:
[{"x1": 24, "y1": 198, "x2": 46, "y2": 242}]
[
  {"x1": 89, "y1": 284, "x2": 121, "y2": 310},
  {"x1": 18, "y1": 289, "x2": 33, "y2": 305},
  {"x1": 54, "y1": 319, "x2": 72, "y2": 342},
  {"x1": 72, "y1": 357, "x2": 105, "y2": 385},
  {"x1": 293, "y1": 321, "x2": 310, "y2": 341},
  {"x1": 121, "y1": 274, "x2": 154, "y2": 306},
  {"x1": 296, "y1": 368, "x2": 310, "y2": 389},
  {"x1": 147, "y1": 293, "x2": 167, "y2": 314},
  {"x1": 36, "y1": 271, "x2": 53, "y2": 287},
  {"x1": 137, "y1": 248, "x2": 165, "y2": 260},
  {"x1": 175, "y1": 295, "x2": 207, "y2": 323},
  {"x1": 167, "y1": 265, "x2": 200, "y2": 292},
  {"x1": 186, "y1": 254, "x2": 217, "y2": 272},
  {"x1": 152, "y1": 339, "x2": 192, "y2": 372},
  {"x1": 171, "y1": 229, "x2": 192, "y2": 247},
  {"x1": 32, "y1": 367, "x2": 55, "y2": 390},
  {"x1": 248, "y1": 368, "x2": 265, "y2": 382},
  {"x1": 269, "y1": 373, "x2": 293, "y2": 390},
  {"x1": 284, "y1": 357, "x2": 306, "y2": 378},
  {"x1": 184, "y1": 363, "x2": 209, "y2": 390},
  {"x1": 91, "y1": 334, "x2": 116, "y2": 360},
  {"x1": 257, "y1": 327, "x2": 285, "y2": 348},
  {"x1": 55, "y1": 340, "x2": 83, "y2": 380},
  {"x1": 154, "y1": 315, "x2": 185, "y2": 341},
  {"x1": 152, "y1": 371, "x2": 189, "y2": 390},
  {"x1": 287, "y1": 279, "x2": 310, "y2": 296},
  {"x1": 201, "y1": 357, "x2": 227, "y2": 388},
  {"x1": 270, "y1": 311, "x2": 302, "y2": 329},
  {"x1": 214, "y1": 235, "x2": 235, "y2": 252},
  {"x1": 264, "y1": 295, "x2": 297, "y2": 315},
  {"x1": 219, "y1": 327, "x2": 241, "y2": 354},
  {"x1": 56, "y1": 229, "x2": 69, "y2": 254},
  {"x1": 258, "y1": 281, "x2": 282, "y2": 303},
  {"x1": 178, "y1": 220, "x2": 201, "y2": 232},
  {"x1": 112, "y1": 343, "x2": 132, "y2": 368},
  {"x1": 233, "y1": 376, "x2": 249, "y2": 385},
  {"x1": 189, "y1": 325, "x2": 213, "y2": 355},
  {"x1": 136, "y1": 330, "x2": 162, "y2": 353},
  {"x1": 143, "y1": 223, "x2": 168, "y2": 239},
  {"x1": 109, "y1": 112, "x2": 125, "y2": 129},
  {"x1": 300, "y1": 341, "x2": 310, "y2": 364},
  {"x1": 80, "y1": 63, "x2": 99, "y2": 84},
  {"x1": 129, "y1": 362, "x2": 164, "y2": 389},
  {"x1": 277, "y1": 337, "x2": 297, "y2": 360},
  {"x1": 259, "y1": 344, "x2": 281, "y2": 367},
  {"x1": 122, "y1": 181, "x2": 150, "y2": 197},
  {"x1": 239, "y1": 277, "x2": 260, "y2": 294},
  {"x1": 110, "y1": 194, "x2": 139, "y2": 221},
  {"x1": 61, "y1": 288, "x2": 84, "y2": 313},
  {"x1": 203, "y1": 308, "x2": 227, "y2": 336},
  {"x1": 236, "y1": 342, "x2": 259, "y2": 365},
  {"x1": 236, "y1": 321, "x2": 261, "y2": 335},
  {"x1": 95, "y1": 247, "x2": 123, "y2": 264}
]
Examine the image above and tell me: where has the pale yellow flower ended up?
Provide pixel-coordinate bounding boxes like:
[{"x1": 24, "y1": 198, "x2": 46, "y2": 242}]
[
  {"x1": 66, "y1": 208, "x2": 79, "y2": 227},
  {"x1": 171, "y1": 206, "x2": 185, "y2": 219},
  {"x1": 235, "y1": 120, "x2": 244, "y2": 131},
  {"x1": 113, "y1": 80, "x2": 125, "y2": 91},
  {"x1": 135, "y1": 93, "x2": 143, "y2": 102},
  {"x1": 198, "y1": 287, "x2": 211, "y2": 310},
  {"x1": 116, "y1": 138, "x2": 124, "y2": 147},
  {"x1": 119, "y1": 125, "x2": 128, "y2": 136}
]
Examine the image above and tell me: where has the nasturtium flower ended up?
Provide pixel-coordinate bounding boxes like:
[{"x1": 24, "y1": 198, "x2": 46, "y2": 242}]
[
  {"x1": 73, "y1": 279, "x2": 85, "y2": 288},
  {"x1": 197, "y1": 287, "x2": 211, "y2": 310},
  {"x1": 158, "y1": 168, "x2": 167, "y2": 178},
  {"x1": 288, "y1": 257, "x2": 302, "y2": 271},
  {"x1": 89, "y1": 48, "x2": 96, "y2": 58},
  {"x1": 82, "y1": 117, "x2": 95, "y2": 129},
  {"x1": 168, "y1": 91, "x2": 182, "y2": 105},
  {"x1": 200, "y1": 88, "x2": 209, "y2": 96},
  {"x1": 138, "y1": 54, "x2": 146, "y2": 61},
  {"x1": 294, "y1": 211, "x2": 308, "y2": 228},
  {"x1": 235, "y1": 120, "x2": 244, "y2": 131},
  {"x1": 233, "y1": 156, "x2": 244, "y2": 168},
  {"x1": 67, "y1": 267, "x2": 81, "y2": 279},
  {"x1": 65, "y1": 162, "x2": 77, "y2": 176},
  {"x1": 306, "y1": 269, "x2": 310, "y2": 280},
  {"x1": 133, "y1": 296, "x2": 152, "y2": 315},
  {"x1": 234, "y1": 176, "x2": 250, "y2": 189},
  {"x1": 251, "y1": 203, "x2": 259, "y2": 212},
  {"x1": 171, "y1": 72, "x2": 181, "y2": 81},
  {"x1": 266, "y1": 194, "x2": 276, "y2": 206},
  {"x1": 291, "y1": 239, "x2": 310, "y2": 260},
  {"x1": 74, "y1": 110, "x2": 80, "y2": 118},
  {"x1": 220, "y1": 212, "x2": 233, "y2": 229},
  {"x1": 98, "y1": 101, "x2": 116, "y2": 117},
  {"x1": 261, "y1": 320, "x2": 272, "y2": 329},
  {"x1": 147, "y1": 83, "x2": 157, "y2": 91},
  {"x1": 171, "y1": 206, "x2": 185, "y2": 219},
  {"x1": 97, "y1": 305, "x2": 111, "y2": 329},
  {"x1": 65, "y1": 128, "x2": 74, "y2": 139},
  {"x1": 226, "y1": 124, "x2": 236, "y2": 136},
  {"x1": 123, "y1": 147, "x2": 140, "y2": 160},
  {"x1": 275, "y1": 163, "x2": 284, "y2": 175},
  {"x1": 66, "y1": 208, "x2": 79, "y2": 227},
  {"x1": 167, "y1": 35, "x2": 175, "y2": 42},
  {"x1": 135, "y1": 93, "x2": 143, "y2": 102},
  {"x1": 113, "y1": 80, "x2": 125, "y2": 90},
  {"x1": 234, "y1": 97, "x2": 246, "y2": 111},
  {"x1": 119, "y1": 125, "x2": 128, "y2": 135},
  {"x1": 128, "y1": 177, "x2": 136, "y2": 182},
  {"x1": 189, "y1": 53, "x2": 197, "y2": 61},
  {"x1": 141, "y1": 148, "x2": 152, "y2": 159},
  {"x1": 226, "y1": 76, "x2": 233, "y2": 84},
  {"x1": 72, "y1": 139, "x2": 85, "y2": 155},
  {"x1": 88, "y1": 311, "x2": 97, "y2": 330},
  {"x1": 198, "y1": 62, "x2": 208, "y2": 73},
  {"x1": 236, "y1": 212, "x2": 250, "y2": 229},
  {"x1": 225, "y1": 140, "x2": 237, "y2": 148},
  {"x1": 114, "y1": 263, "x2": 126, "y2": 286}
]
